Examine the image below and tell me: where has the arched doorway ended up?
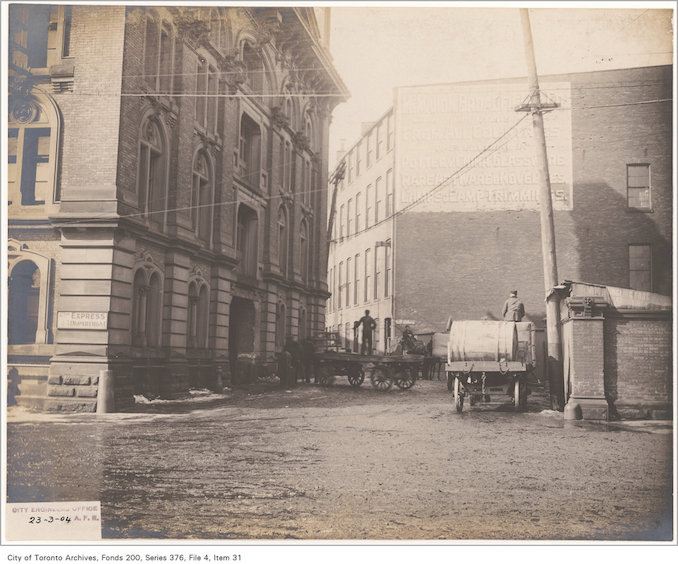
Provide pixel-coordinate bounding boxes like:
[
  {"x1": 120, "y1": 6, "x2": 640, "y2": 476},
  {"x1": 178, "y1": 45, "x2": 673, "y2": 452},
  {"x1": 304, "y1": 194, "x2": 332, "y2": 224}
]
[
  {"x1": 229, "y1": 297, "x2": 255, "y2": 386},
  {"x1": 8, "y1": 260, "x2": 40, "y2": 344}
]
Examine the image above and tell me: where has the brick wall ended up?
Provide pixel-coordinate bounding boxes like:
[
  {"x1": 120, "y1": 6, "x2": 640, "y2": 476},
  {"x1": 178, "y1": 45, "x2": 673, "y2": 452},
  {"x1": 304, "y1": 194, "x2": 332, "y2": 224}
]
[
  {"x1": 395, "y1": 65, "x2": 672, "y2": 334},
  {"x1": 604, "y1": 314, "x2": 673, "y2": 419}
]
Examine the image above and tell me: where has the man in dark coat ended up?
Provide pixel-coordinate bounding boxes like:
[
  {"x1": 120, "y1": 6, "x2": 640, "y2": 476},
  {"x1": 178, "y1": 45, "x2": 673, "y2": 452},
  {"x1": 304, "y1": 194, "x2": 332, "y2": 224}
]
[
  {"x1": 354, "y1": 310, "x2": 377, "y2": 355},
  {"x1": 502, "y1": 290, "x2": 525, "y2": 321}
]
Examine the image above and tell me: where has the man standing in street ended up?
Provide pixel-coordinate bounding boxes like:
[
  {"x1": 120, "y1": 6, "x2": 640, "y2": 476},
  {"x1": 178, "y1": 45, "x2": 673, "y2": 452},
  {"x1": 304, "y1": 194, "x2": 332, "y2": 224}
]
[
  {"x1": 502, "y1": 290, "x2": 525, "y2": 321},
  {"x1": 354, "y1": 310, "x2": 377, "y2": 355}
]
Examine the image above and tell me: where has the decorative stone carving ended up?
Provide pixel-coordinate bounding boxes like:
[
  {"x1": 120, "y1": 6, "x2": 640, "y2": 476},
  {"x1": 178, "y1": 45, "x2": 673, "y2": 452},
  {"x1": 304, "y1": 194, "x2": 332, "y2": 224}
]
[{"x1": 271, "y1": 106, "x2": 290, "y2": 129}]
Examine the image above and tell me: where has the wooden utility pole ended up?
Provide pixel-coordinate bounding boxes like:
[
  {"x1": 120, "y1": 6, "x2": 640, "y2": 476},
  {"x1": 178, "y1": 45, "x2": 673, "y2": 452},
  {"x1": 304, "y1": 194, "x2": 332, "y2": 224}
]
[
  {"x1": 517, "y1": 8, "x2": 564, "y2": 411},
  {"x1": 326, "y1": 160, "x2": 346, "y2": 261}
]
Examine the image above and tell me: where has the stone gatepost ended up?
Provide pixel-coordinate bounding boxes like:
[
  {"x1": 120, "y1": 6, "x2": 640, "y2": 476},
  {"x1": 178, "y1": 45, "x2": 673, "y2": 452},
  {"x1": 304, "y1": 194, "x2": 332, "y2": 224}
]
[{"x1": 561, "y1": 296, "x2": 610, "y2": 420}]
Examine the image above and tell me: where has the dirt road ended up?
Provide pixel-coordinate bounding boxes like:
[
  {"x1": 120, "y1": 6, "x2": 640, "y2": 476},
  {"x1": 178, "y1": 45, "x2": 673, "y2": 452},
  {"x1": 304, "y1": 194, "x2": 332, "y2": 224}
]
[{"x1": 6, "y1": 379, "x2": 673, "y2": 540}]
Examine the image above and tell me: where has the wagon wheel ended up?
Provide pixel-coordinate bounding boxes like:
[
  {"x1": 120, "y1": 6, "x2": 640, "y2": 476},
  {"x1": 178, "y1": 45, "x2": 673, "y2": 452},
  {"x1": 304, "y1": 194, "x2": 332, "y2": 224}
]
[
  {"x1": 394, "y1": 368, "x2": 416, "y2": 390},
  {"x1": 347, "y1": 366, "x2": 365, "y2": 387},
  {"x1": 317, "y1": 365, "x2": 335, "y2": 387},
  {"x1": 454, "y1": 375, "x2": 464, "y2": 413},
  {"x1": 370, "y1": 365, "x2": 393, "y2": 391},
  {"x1": 515, "y1": 377, "x2": 527, "y2": 411}
]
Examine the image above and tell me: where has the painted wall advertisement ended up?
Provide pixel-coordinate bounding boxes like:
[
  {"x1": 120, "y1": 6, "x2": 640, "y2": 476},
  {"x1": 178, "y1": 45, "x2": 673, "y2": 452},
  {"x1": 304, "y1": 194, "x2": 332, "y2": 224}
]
[{"x1": 395, "y1": 81, "x2": 573, "y2": 212}]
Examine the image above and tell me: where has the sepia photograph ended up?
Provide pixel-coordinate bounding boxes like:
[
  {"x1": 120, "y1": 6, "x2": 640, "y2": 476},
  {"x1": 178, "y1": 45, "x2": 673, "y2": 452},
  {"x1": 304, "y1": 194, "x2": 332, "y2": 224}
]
[{"x1": 1, "y1": 0, "x2": 676, "y2": 557}]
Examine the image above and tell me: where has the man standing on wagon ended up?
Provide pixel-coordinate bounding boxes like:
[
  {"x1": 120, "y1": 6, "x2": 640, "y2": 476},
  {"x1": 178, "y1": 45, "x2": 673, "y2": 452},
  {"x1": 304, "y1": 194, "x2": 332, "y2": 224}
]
[
  {"x1": 354, "y1": 310, "x2": 377, "y2": 355},
  {"x1": 502, "y1": 290, "x2": 525, "y2": 322}
]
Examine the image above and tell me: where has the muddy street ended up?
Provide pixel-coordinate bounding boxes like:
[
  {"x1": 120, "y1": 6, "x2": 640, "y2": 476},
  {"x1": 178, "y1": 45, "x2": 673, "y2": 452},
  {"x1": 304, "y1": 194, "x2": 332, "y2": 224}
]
[{"x1": 6, "y1": 380, "x2": 673, "y2": 541}]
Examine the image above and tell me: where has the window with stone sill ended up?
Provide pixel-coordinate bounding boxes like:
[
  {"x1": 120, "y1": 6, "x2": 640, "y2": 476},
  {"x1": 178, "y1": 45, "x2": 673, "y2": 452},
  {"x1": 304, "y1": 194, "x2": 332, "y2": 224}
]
[
  {"x1": 627, "y1": 164, "x2": 652, "y2": 211},
  {"x1": 9, "y1": 4, "x2": 73, "y2": 71},
  {"x1": 238, "y1": 113, "x2": 262, "y2": 189},
  {"x1": 137, "y1": 117, "x2": 167, "y2": 228},
  {"x1": 191, "y1": 150, "x2": 214, "y2": 243},
  {"x1": 144, "y1": 17, "x2": 174, "y2": 96},
  {"x1": 8, "y1": 94, "x2": 60, "y2": 207},
  {"x1": 628, "y1": 244, "x2": 652, "y2": 292},
  {"x1": 132, "y1": 269, "x2": 163, "y2": 348}
]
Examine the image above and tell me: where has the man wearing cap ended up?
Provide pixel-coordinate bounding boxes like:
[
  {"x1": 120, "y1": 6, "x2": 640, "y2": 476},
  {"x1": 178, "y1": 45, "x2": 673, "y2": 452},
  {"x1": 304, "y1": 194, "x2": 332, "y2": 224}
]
[
  {"x1": 502, "y1": 290, "x2": 525, "y2": 322},
  {"x1": 354, "y1": 310, "x2": 377, "y2": 355}
]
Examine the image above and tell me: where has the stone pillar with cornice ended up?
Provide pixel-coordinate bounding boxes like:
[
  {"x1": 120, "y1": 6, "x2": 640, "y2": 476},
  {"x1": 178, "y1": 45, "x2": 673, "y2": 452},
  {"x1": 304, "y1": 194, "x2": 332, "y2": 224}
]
[{"x1": 561, "y1": 295, "x2": 610, "y2": 420}]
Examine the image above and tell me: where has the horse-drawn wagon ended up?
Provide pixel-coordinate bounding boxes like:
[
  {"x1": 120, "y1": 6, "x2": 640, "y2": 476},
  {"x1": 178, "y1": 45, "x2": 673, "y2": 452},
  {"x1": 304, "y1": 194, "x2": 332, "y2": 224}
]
[
  {"x1": 445, "y1": 320, "x2": 536, "y2": 412},
  {"x1": 311, "y1": 332, "x2": 424, "y2": 391}
]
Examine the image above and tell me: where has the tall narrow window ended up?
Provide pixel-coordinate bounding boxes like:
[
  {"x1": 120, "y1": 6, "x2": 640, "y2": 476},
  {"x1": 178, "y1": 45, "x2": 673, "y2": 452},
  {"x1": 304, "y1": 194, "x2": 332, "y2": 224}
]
[
  {"x1": 347, "y1": 150, "x2": 354, "y2": 183},
  {"x1": 354, "y1": 253, "x2": 360, "y2": 305},
  {"x1": 192, "y1": 151, "x2": 212, "y2": 243},
  {"x1": 132, "y1": 270, "x2": 148, "y2": 345},
  {"x1": 627, "y1": 164, "x2": 651, "y2": 211},
  {"x1": 355, "y1": 192, "x2": 362, "y2": 233},
  {"x1": 147, "y1": 272, "x2": 162, "y2": 347},
  {"x1": 338, "y1": 262, "x2": 343, "y2": 309},
  {"x1": 61, "y1": 6, "x2": 72, "y2": 57},
  {"x1": 347, "y1": 198, "x2": 353, "y2": 236},
  {"x1": 138, "y1": 118, "x2": 166, "y2": 227},
  {"x1": 237, "y1": 205, "x2": 258, "y2": 277},
  {"x1": 375, "y1": 176, "x2": 383, "y2": 223},
  {"x1": 197, "y1": 284, "x2": 209, "y2": 348},
  {"x1": 356, "y1": 140, "x2": 362, "y2": 176},
  {"x1": 384, "y1": 243, "x2": 391, "y2": 298},
  {"x1": 346, "y1": 258, "x2": 352, "y2": 307},
  {"x1": 239, "y1": 114, "x2": 261, "y2": 188},
  {"x1": 276, "y1": 302, "x2": 287, "y2": 350},
  {"x1": 8, "y1": 261, "x2": 40, "y2": 344},
  {"x1": 328, "y1": 267, "x2": 333, "y2": 313},
  {"x1": 387, "y1": 114, "x2": 394, "y2": 151},
  {"x1": 629, "y1": 244, "x2": 652, "y2": 292},
  {"x1": 187, "y1": 282, "x2": 199, "y2": 348},
  {"x1": 300, "y1": 220, "x2": 309, "y2": 283},
  {"x1": 374, "y1": 246, "x2": 381, "y2": 300},
  {"x1": 278, "y1": 206, "x2": 288, "y2": 277},
  {"x1": 195, "y1": 59, "x2": 207, "y2": 126},
  {"x1": 339, "y1": 204, "x2": 345, "y2": 239},
  {"x1": 386, "y1": 169, "x2": 394, "y2": 216},
  {"x1": 376, "y1": 123, "x2": 384, "y2": 160},
  {"x1": 364, "y1": 249, "x2": 371, "y2": 303},
  {"x1": 366, "y1": 185, "x2": 372, "y2": 228}
]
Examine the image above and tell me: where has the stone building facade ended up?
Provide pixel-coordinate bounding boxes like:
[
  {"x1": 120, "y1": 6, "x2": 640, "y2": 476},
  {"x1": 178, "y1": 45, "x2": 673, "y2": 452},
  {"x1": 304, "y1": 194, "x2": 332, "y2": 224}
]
[{"x1": 7, "y1": 4, "x2": 348, "y2": 411}]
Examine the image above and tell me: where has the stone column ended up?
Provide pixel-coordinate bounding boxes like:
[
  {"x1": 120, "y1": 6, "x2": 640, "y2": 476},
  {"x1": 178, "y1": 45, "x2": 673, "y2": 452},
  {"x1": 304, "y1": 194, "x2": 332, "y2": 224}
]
[{"x1": 562, "y1": 296, "x2": 610, "y2": 420}]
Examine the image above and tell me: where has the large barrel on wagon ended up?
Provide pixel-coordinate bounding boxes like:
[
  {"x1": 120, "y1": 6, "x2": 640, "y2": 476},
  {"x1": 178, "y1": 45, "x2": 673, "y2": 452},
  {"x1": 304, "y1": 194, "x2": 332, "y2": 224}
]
[{"x1": 447, "y1": 320, "x2": 518, "y2": 363}]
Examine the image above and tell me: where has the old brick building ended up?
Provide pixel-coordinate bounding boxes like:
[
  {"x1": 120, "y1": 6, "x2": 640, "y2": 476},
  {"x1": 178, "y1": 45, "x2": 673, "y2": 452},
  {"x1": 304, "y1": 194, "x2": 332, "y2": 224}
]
[
  {"x1": 7, "y1": 4, "x2": 348, "y2": 410},
  {"x1": 326, "y1": 66, "x2": 672, "y2": 415}
]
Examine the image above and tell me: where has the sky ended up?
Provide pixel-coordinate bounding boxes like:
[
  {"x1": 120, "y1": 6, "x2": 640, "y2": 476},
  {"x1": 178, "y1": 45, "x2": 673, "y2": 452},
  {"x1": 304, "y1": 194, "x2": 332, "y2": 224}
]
[{"x1": 326, "y1": 3, "x2": 674, "y2": 165}]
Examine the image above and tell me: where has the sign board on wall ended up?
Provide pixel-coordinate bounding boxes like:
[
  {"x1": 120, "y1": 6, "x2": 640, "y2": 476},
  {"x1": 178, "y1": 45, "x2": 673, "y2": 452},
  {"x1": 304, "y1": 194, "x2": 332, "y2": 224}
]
[
  {"x1": 57, "y1": 312, "x2": 108, "y2": 330},
  {"x1": 395, "y1": 81, "x2": 573, "y2": 212}
]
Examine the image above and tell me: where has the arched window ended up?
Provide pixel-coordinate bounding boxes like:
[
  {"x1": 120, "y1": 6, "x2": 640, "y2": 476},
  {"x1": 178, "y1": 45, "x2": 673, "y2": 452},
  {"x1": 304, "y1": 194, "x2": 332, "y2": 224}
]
[
  {"x1": 195, "y1": 284, "x2": 209, "y2": 349},
  {"x1": 132, "y1": 269, "x2": 148, "y2": 344},
  {"x1": 8, "y1": 261, "x2": 40, "y2": 344},
  {"x1": 300, "y1": 219, "x2": 308, "y2": 283},
  {"x1": 236, "y1": 204, "x2": 258, "y2": 277},
  {"x1": 299, "y1": 307, "x2": 307, "y2": 340},
  {"x1": 278, "y1": 206, "x2": 288, "y2": 277},
  {"x1": 242, "y1": 41, "x2": 266, "y2": 97},
  {"x1": 8, "y1": 94, "x2": 59, "y2": 207},
  {"x1": 147, "y1": 272, "x2": 163, "y2": 347},
  {"x1": 132, "y1": 268, "x2": 163, "y2": 347},
  {"x1": 238, "y1": 113, "x2": 261, "y2": 188},
  {"x1": 137, "y1": 117, "x2": 167, "y2": 228},
  {"x1": 192, "y1": 150, "x2": 213, "y2": 243},
  {"x1": 276, "y1": 302, "x2": 286, "y2": 351},
  {"x1": 187, "y1": 281, "x2": 199, "y2": 348}
]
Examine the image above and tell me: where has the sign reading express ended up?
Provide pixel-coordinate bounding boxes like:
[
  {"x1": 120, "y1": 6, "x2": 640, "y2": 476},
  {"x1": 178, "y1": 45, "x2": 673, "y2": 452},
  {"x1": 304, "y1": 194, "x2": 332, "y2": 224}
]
[
  {"x1": 57, "y1": 311, "x2": 108, "y2": 330},
  {"x1": 395, "y1": 82, "x2": 573, "y2": 212}
]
